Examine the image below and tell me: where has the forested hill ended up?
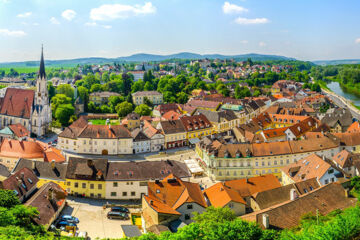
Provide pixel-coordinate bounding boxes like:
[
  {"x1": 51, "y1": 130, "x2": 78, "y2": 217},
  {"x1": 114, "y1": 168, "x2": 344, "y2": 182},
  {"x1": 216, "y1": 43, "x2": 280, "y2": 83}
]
[{"x1": 0, "y1": 52, "x2": 295, "y2": 68}]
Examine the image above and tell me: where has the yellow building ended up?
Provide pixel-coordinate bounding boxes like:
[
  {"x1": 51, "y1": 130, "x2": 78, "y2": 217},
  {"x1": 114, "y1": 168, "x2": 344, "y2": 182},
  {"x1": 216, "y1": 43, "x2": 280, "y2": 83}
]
[
  {"x1": 180, "y1": 114, "x2": 214, "y2": 142},
  {"x1": 193, "y1": 109, "x2": 240, "y2": 134},
  {"x1": 89, "y1": 91, "x2": 121, "y2": 106},
  {"x1": 158, "y1": 119, "x2": 188, "y2": 149},
  {"x1": 132, "y1": 91, "x2": 163, "y2": 106},
  {"x1": 12, "y1": 159, "x2": 67, "y2": 190},
  {"x1": 65, "y1": 158, "x2": 107, "y2": 198}
]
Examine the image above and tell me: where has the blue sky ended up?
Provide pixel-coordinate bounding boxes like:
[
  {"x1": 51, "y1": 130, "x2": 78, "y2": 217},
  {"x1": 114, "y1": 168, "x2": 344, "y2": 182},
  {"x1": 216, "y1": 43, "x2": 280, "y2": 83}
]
[{"x1": 0, "y1": 0, "x2": 360, "y2": 62}]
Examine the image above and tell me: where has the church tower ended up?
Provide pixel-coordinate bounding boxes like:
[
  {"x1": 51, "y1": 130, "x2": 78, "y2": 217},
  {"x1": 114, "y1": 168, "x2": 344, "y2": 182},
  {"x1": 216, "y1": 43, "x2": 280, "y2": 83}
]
[
  {"x1": 31, "y1": 45, "x2": 51, "y2": 136},
  {"x1": 36, "y1": 45, "x2": 48, "y2": 105}
]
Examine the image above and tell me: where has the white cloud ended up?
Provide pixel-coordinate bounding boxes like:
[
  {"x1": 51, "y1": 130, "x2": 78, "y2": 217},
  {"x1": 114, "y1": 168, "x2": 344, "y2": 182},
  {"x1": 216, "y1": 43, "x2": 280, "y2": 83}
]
[
  {"x1": 62, "y1": 9, "x2": 76, "y2": 21},
  {"x1": 50, "y1": 17, "x2": 60, "y2": 24},
  {"x1": 90, "y1": 2, "x2": 156, "y2": 21},
  {"x1": 240, "y1": 40, "x2": 248, "y2": 44},
  {"x1": 85, "y1": 22, "x2": 112, "y2": 29},
  {"x1": 0, "y1": 29, "x2": 26, "y2": 37},
  {"x1": 223, "y1": 2, "x2": 248, "y2": 14},
  {"x1": 259, "y1": 41, "x2": 266, "y2": 47},
  {"x1": 356, "y1": 38, "x2": 360, "y2": 44},
  {"x1": 17, "y1": 12, "x2": 32, "y2": 18},
  {"x1": 234, "y1": 17, "x2": 269, "y2": 25},
  {"x1": 0, "y1": 0, "x2": 10, "y2": 4}
]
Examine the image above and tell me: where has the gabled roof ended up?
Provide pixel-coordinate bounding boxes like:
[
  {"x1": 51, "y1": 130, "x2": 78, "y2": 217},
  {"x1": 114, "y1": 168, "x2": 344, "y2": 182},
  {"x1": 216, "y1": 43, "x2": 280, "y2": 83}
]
[
  {"x1": 180, "y1": 114, "x2": 212, "y2": 132},
  {"x1": 13, "y1": 159, "x2": 67, "y2": 181},
  {"x1": 224, "y1": 174, "x2": 281, "y2": 198},
  {"x1": 204, "y1": 182, "x2": 246, "y2": 207},
  {"x1": 144, "y1": 195, "x2": 181, "y2": 215},
  {"x1": 147, "y1": 174, "x2": 207, "y2": 211},
  {"x1": 24, "y1": 182, "x2": 66, "y2": 226},
  {"x1": 162, "y1": 110, "x2": 181, "y2": 121},
  {"x1": 0, "y1": 88, "x2": 34, "y2": 119},
  {"x1": 8, "y1": 123, "x2": 30, "y2": 138},
  {"x1": 0, "y1": 139, "x2": 44, "y2": 158},
  {"x1": 347, "y1": 121, "x2": 360, "y2": 133},
  {"x1": 132, "y1": 91, "x2": 162, "y2": 97},
  {"x1": 281, "y1": 154, "x2": 331, "y2": 182},
  {"x1": 0, "y1": 163, "x2": 10, "y2": 178},
  {"x1": 131, "y1": 128, "x2": 150, "y2": 141},
  {"x1": 66, "y1": 158, "x2": 108, "y2": 180},
  {"x1": 160, "y1": 120, "x2": 186, "y2": 135},
  {"x1": 241, "y1": 183, "x2": 357, "y2": 229},
  {"x1": 332, "y1": 149, "x2": 359, "y2": 169},
  {"x1": 1, "y1": 167, "x2": 38, "y2": 200}
]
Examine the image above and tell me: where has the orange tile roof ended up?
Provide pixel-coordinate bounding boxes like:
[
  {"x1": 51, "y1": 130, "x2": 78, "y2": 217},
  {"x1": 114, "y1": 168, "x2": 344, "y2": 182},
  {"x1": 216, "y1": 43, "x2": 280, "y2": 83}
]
[
  {"x1": 143, "y1": 195, "x2": 181, "y2": 215},
  {"x1": 0, "y1": 139, "x2": 44, "y2": 158},
  {"x1": 162, "y1": 110, "x2": 181, "y2": 121},
  {"x1": 261, "y1": 127, "x2": 288, "y2": 140},
  {"x1": 347, "y1": 121, "x2": 360, "y2": 133},
  {"x1": 44, "y1": 147, "x2": 65, "y2": 163},
  {"x1": 281, "y1": 154, "x2": 331, "y2": 182},
  {"x1": 8, "y1": 123, "x2": 30, "y2": 138},
  {"x1": 224, "y1": 174, "x2": 281, "y2": 198},
  {"x1": 147, "y1": 174, "x2": 207, "y2": 212},
  {"x1": 204, "y1": 182, "x2": 246, "y2": 207}
]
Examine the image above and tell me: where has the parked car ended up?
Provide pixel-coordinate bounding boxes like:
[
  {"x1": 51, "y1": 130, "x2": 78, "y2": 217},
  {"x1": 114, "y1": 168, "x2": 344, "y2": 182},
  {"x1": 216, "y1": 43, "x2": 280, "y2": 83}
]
[
  {"x1": 107, "y1": 211, "x2": 129, "y2": 220},
  {"x1": 111, "y1": 206, "x2": 130, "y2": 213},
  {"x1": 57, "y1": 221, "x2": 77, "y2": 228},
  {"x1": 60, "y1": 215, "x2": 79, "y2": 223}
]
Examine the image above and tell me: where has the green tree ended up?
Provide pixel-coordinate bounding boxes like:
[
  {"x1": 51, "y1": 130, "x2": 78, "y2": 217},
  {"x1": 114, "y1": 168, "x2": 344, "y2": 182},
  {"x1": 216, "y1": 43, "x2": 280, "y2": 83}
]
[
  {"x1": 0, "y1": 190, "x2": 20, "y2": 209},
  {"x1": 51, "y1": 94, "x2": 72, "y2": 117},
  {"x1": 132, "y1": 80, "x2": 144, "y2": 93},
  {"x1": 134, "y1": 104, "x2": 151, "y2": 116},
  {"x1": 47, "y1": 81, "x2": 56, "y2": 100},
  {"x1": 57, "y1": 84, "x2": 74, "y2": 100},
  {"x1": 90, "y1": 83, "x2": 102, "y2": 93},
  {"x1": 55, "y1": 104, "x2": 75, "y2": 125},
  {"x1": 115, "y1": 101, "x2": 133, "y2": 117},
  {"x1": 100, "y1": 105, "x2": 112, "y2": 113},
  {"x1": 143, "y1": 97, "x2": 153, "y2": 108},
  {"x1": 193, "y1": 206, "x2": 236, "y2": 224},
  {"x1": 177, "y1": 92, "x2": 188, "y2": 104},
  {"x1": 122, "y1": 73, "x2": 132, "y2": 96},
  {"x1": 144, "y1": 81, "x2": 154, "y2": 91}
]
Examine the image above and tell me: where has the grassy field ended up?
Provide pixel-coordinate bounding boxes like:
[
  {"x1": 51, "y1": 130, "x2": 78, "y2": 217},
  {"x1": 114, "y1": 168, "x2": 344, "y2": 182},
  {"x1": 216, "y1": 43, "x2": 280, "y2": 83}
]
[
  {"x1": 0, "y1": 66, "x2": 73, "y2": 74},
  {"x1": 88, "y1": 119, "x2": 120, "y2": 125}
]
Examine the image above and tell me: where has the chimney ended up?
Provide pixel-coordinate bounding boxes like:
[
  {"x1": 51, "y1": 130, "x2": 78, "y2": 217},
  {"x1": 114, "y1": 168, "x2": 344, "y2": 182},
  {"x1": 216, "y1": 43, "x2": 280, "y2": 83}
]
[
  {"x1": 150, "y1": 200, "x2": 153, "y2": 205},
  {"x1": 262, "y1": 214, "x2": 269, "y2": 229},
  {"x1": 20, "y1": 172, "x2": 24, "y2": 180},
  {"x1": 51, "y1": 160, "x2": 55, "y2": 170},
  {"x1": 31, "y1": 161, "x2": 36, "y2": 170},
  {"x1": 290, "y1": 188, "x2": 298, "y2": 201},
  {"x1": 48, "y1": 188, "x2": 54, "y2": 201}
]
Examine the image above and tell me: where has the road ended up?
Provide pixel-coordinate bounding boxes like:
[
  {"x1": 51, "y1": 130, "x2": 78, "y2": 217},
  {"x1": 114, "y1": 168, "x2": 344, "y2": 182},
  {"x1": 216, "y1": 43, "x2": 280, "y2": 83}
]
[{"x1": 322, "y1": 88, "x2": 360, "y2": 120}]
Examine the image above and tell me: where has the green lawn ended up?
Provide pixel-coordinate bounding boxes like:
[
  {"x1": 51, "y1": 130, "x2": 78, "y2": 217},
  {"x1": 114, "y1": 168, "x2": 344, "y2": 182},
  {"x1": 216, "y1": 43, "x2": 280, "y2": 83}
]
[{"x1": 88, "y1": 119, "x2": 120, "y2": 125}]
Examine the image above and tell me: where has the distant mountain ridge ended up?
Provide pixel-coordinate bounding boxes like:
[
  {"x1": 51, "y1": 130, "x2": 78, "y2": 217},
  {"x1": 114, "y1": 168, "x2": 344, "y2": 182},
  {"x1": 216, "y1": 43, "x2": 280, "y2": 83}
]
[{"x1": 0, "y1": 52, "x2": 296, "y2": 68}]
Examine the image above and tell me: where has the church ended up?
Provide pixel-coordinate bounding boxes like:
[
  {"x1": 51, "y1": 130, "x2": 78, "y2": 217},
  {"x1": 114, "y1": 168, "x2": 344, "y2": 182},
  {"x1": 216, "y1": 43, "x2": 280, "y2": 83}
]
[{"x1": 0, "y1": 47, "x2": 51, "y2": 136}]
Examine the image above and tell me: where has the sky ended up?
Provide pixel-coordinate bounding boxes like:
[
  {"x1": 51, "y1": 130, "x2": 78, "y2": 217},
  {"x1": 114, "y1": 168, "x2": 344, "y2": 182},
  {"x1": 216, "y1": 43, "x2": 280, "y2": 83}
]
[{"x1": 0, "y1": 0, "x2": 360, "y2": 62}]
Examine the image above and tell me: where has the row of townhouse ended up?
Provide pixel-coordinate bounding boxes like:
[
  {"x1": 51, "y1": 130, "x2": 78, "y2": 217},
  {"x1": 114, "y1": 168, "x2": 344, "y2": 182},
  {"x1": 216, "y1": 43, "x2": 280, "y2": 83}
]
[
  {"x1": 195, "y1": 131, "x2": 360, "y2": 181},
  {"x1": 11, "y1": 157, "x2": 192, "y2": 200},
  {"x1": 58, "y1": 113, "x2": 217, "y2": 155}
]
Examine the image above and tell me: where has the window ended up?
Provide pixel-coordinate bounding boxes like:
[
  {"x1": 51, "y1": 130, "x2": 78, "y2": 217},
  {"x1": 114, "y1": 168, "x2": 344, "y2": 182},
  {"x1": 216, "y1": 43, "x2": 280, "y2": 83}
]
[
  {"x1": 122, "y1": 192, "x2": 127, "y2": 196},
  {"x1": 325, "y1": 179, "x2": 329, "y2": 184},
  {"x1": 111, "y1": 192, "x2": 116, "y2": 197},
  {"x1": 82, "y1": 183, "x2": 86, "y2": 188},
  {"x1": 228, "y1": 203, "x2": 234, "y2": 208},
  {"x1": 328, "y1": 169, "x2": 334, "y2": 174},
  {"x1": 98, "y1": 184, "x2": 102, "y2": 189},
  {"x1": 27, "y1": 178, "x2": 33, "y2": 184},
  {"x1": 67, "y1": 182, "x2": 70, "y2": 186},
  {"x1": 131, "y1": 192, "x2": 136, "y2": 196},
  {"x1": 113, "y1": 182, "x2": 118, "y2": 187},
  {"x1": 98, "y1": 194, "x2": 101, "y2": 198},
  {"x1": 90, "y1": 193, "x2": 94, "y2": 197},
  {"x1": 74, "y1": 183, "x2": 78, "y2": 188},
  {"x1": 184, "y1": 214, "x2": 190, "y2": 220},
  {"x1": 140, "y1": 182, "x2": 148, "y2": 186},
  {"x1": 90, "y1": 184, "x2": 94, "y2": 189},
  {"x1": 255, "y1": 162, "x2": 258, "y2": 166},
  {"x1": 331, "y1": 178, "x2": 335, "y2": 182},
  {"x1": 187, "y1": 204, "x2": 193, "y2": 209}
]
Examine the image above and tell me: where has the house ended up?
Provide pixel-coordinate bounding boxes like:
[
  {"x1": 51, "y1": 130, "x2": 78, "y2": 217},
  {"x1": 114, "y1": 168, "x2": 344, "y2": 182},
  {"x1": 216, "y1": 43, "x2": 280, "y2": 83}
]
[
  {"x1": 321, "y1": 108, "x2": 352, "y2": 133},
  {"x1": 281, "y1": 153, "x2": 343, "y2": 186},
  {"x1": 24, "y1": 182, "x2": 67, "y2": 229},
  {"x1": 132, "y1": 91, "x2": 163, "y2": 105},
  {"x1": 0, "y1": 48, "x2": 51, "y2": 137},
  {"x1": 241, "y1": 183, "x2": 357, "y2": 229},
  {"x1": 105, "y1": 160, "x2": 191, "y2": 200},
  {"x1": 331, "y1": 150, "x2": 360, "y2": 177},
  {"x1": 162, "y1": 110, "x2": 181, "y2": 121},
  {"x1": 58, "y1": 116, "x2": 133, "y2": 155},
  {"x1": 0, "y1": 123, "x2": 30, "y2": 140},
  {"x1": 153, "y1": 103, "x2": 180, "y2": 117},
  {"x1": 89, "y1": 91, "x2": 121, "y2": 106},
  {"x1": 284, "y1": 117, "x2": 318, "y2": 140},
  {"x1": 249, "y1": 178, "x2": 320, "y2": 211},
  {"x1": 128, "y1": 71, "x2": 145, "y2": 82},
  {"x1": 1, "y1": 167, "x2": 38, "y2": 202},
  {"x1": 186, "y1": 99, "x2": 221, "y2": 112},
  {"x1": 143, "y1": 123, "x2": 165, "y2": 152},
  {"x1": 122, "y1": 112, "x2": 141, "y2": 130},
  {"x1": 131, "y1": 128, "x2": 151, "y2": 153},
  {"x1": 142, "y1": 174, "x2": 207, "y2": 228},
  {"x1": 180, "y1": 114, "x2": 213, "y2": 143},
  {"x1": 203, "y1": 182, "x2": 246, "y2": 216},
  {"x1": 347, "y1": 121, "x2": 360, "y2": 133},
  {"x1": 158, "y1": 120, "x2": 187, "y2": 149},
  {"x1": 120, "y1": 225, "x2": 142, "y2": 238},
  {"x1": 193, "y1": 109, "x2": 240, "y2": 134},
  {"x1": 12, "y1": 159, "x2": 67, "y2": 190},
  {"x1": 65, "y1": 158, "x2": 107, "y2": 198}
]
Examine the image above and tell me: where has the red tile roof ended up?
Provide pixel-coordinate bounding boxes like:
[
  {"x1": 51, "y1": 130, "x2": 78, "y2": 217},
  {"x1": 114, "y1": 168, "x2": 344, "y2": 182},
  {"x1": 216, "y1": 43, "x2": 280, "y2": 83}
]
[
  {"x1": 0, "y1": 88, "x2": 34, "y2": 119},
  {"x1": 0, "y1": 139, "x2": 44, "y2": 158},
  {"x1": 204, "y1": 182, "x2": 246, "y2": 207},
  {"x1": 180, "y1": 114, "x2": 212, "y2": 132},
  {"x1": 8, "y1": 123, "x2": 30, "y2": 138},
  {"x1": 162, "y1": 110, "x2": 181, "y2": 121}
]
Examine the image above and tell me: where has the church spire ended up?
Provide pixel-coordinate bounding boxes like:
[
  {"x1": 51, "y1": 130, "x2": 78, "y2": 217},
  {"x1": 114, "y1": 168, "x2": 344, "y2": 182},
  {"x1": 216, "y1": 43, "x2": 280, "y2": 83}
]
[{"x1": 39, "y1": 44, "x2": 46, "y2": 79}]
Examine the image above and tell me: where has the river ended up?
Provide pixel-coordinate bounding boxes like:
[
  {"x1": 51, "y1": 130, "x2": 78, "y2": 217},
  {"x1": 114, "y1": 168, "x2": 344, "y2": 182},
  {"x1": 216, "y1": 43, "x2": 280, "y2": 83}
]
[{"x1": 326, "y1": 81, "x2": 360, "y2": 106}]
